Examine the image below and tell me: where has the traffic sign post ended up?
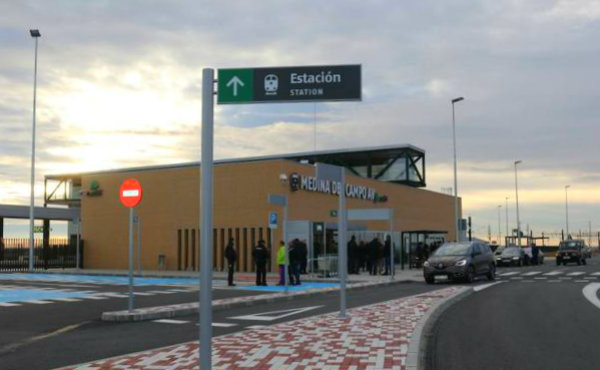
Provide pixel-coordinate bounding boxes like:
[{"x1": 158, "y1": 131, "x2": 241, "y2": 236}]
[
  {"x1": 119, "y1": 179, "x2": 143, "y2": 312},
  {"x1": 268, "y1": 194, "x2": 289, "y2": 292},
  {"x1": 218, "y1": 65, "x2": 361, "y2": 104}
]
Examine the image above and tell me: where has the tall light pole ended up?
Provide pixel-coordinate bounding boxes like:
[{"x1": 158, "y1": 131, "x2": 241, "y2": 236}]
[
  {"x1": 497, "y1": 205, "x2": 502, "y2": 246},
  {"x1": 565, "y1": 185, "x2": 570, "y2": 239},
  {"x1": 514, "y1": 160, "x2": 522, "y2": 247},
  {"x1": 28, "y1": 29, "x2": 41, "y2": 272},
  {"x1": 505, "y1": 197, "x2": 509, "y2": 246},
  {"x1": 451, "y1": 96, "x2": 465, "y2": 241}
]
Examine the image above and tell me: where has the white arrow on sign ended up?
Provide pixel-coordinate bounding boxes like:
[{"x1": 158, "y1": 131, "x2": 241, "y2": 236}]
[
  {"x1": 228, "y1": 305, "x2": 322, "y2": 322},
  {"x1": 226, "y1": 76, "x2": 244, "y2": 96}
]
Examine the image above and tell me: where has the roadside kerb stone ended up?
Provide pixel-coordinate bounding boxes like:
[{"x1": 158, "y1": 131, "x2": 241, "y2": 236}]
[
  {"x1": 405, "y1": 286, "x2": 472, "y2": 370},
  {"x1": 101, "y1": 279, "x2": 411, "y2": 322}
]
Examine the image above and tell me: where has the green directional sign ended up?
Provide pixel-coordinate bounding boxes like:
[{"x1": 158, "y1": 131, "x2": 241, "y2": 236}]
[
  {"x1": 217, "y1": 65, "x2": 361, "y2": 104},
  {"x1": 217, "y1": 69, "x2": 254, "y2": 103}
]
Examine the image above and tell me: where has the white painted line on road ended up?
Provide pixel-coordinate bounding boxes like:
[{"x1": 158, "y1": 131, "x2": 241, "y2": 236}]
[
  {"x1": 568, "y1": 272, "x2": 586, "y2": 276},
  {"x1": 510, "y1": 277, "x2": 523, "y2": 279},
  {"x1": 591, "y1": 272, "x2": 600, "y2": 276},
  {"x1": 582, "y1": 283, "x2": 600, "y2": 310},
  {"x1": 534, "y1": 277, "x2": 548, "y2": 280},
  {"x1": 575, "y1": 280, "x2": 589, "y2": 283},
  {"x1": 544, "y1": 271, "x2": 564, "y2": 276},
  {"x1": 247, "y1": 325, "x2": 268, "y2": 329},
  {"x1": 548, "y1": 280, "x2": 561, "y2": 283},
  {"x1": 27, "y1": 300, "x2": 52, "y2": 304},
  {"x1": 52, "y1": 298, "x2": 82, "y2": 302},
  {"x1": 0, "y1": 302, "x2": 21, "y2": 307},
  {"x1": 473, "y1": 281, "x2": 505, "y2": 292},
  {"x1": 212, "y1": 322, "x2": 238, "y2": 327},
  {"x1": 522, "y1": 271, "x2": 542, "y2": 276},
  {"x1": 153, "y1": 319, "x2": 189, "y2": 324},
  {"x1": 84, "y1": 296, "x2": 109, "y2": 300},
  {"x1": 132, "y1": 292, "x2": 154, "y2": 296},
  {"x1": 498, "y1": 272, "x2": 519, "y2": 276},
  {"x1": 229, "y1": 306, "x2": 323, "y2": 321}
]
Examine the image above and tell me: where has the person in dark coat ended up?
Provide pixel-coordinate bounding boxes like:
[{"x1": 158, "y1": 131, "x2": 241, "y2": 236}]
[
  {"x1": 224, "y1": 238, "x2": 237, "y2": 286},
  {"x1": 368, "y1": 237, "x2": 380, "y2": 275},
  {"x1": 348, "y1": 235, "x2": 358, "y2": 274},
  {"x1": 298, "y1": 239, "x2": 308, "y2": 274},
  {"x1": 383, "y1": 235, "x2": 392, "y2": 275},
  {"x1": 288, "y1": 240, "x2": 301, "y2": 285},
  {"x1": 252, "y1": 240, "x2": 269, "y2": 286}
]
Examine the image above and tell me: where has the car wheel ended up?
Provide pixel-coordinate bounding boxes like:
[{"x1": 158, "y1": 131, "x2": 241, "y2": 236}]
[
  {"x1": 425, "y1": 275, "x2": 435, "y2": 284},
  {"x1": 465, "y1": 266, "x2": 475, "y2": 283},
  {"x1": 487, "y1": 264, "x2": 496, "y2": 281}
]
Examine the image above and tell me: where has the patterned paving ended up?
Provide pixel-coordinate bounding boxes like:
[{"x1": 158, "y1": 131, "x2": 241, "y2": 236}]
[{"x1": 59, "y1": 287, "x2": 462, "y2": 370}]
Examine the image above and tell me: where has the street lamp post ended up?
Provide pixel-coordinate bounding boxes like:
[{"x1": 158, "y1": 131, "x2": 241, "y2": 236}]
[
  {"x1": 565, "y1": 185, "x2": 570, "y2": 239},
  {"x1": 28, "y1": 29, "x2": 41, "y2": 272},
  {"x1": 451, "y1": 97, "x2": 465, "y2": 242},
  {"x1": 514, "y1": 160, "x2": 522, "y2": 247},
  {"x1": 505, "y1": 197, "x2": 509, "y2": 246},
  {"x1": 497, "y1": 205, "x2": 502, "y2": 246}
]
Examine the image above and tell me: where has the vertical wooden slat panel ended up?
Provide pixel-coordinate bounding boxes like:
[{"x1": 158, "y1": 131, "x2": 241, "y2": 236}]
[
  {"x1": 219, "y1": 229, "x2": 225, "y2": 271},
  {"x1": 212, "y1": 228, "x2": 218, "y2": 269},
  {"x1": 191, "y1": 229, "x2": 196, "y2": 271},
  {"x1": 177, "y1": 229, "x2": 182, "y2": 271},
  {"x1": 184, "y1": 229, "x2": 189, "y2": 270}
]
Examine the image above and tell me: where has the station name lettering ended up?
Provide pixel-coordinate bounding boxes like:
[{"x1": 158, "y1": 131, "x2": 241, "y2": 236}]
[
  {"x1": 290, "y1": 71, "x2": 342, "y2": 84},
  {"x1": 299, "y1": 175, "x2": 375, "y2": 201}
]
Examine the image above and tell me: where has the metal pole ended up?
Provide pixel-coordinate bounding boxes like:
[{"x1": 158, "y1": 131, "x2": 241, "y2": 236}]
[
  {"x1": 497, "y1": 205, "x2": 501, "y2": 246},
  {"x1": 199, "y1": 68, "x2": 214, "y2": 370},
  {"x1": 565, "y1": 185, "x2": 570, "y2": 238},
  {"x1": 389, "y1": 209, "x2": 394, "y2": 281},
  {"x1": 514, "y1": 161, "x2": 522, "y2": 247},
  {"x1": 505, "y1": 197, "x2": 509, "y2": 246},
  {"x1": 452, "y1": 103, "x2": 459, "y2": 242},
  {"x1": 137, "y1": 214, "x2": 142, "y2": 275},
  {"x1": 128, "y1": 207, "x2": 134, "y2": 312},
  {"x1": 338, "y1": 170, "x2": 347, "y2": 318},
  {"x1": 589, "y1": 221, "x2": 592, "y2": 247},
  {"x1": 283, "y1": 200, "x2": 289, "y2": 292},
  {"x1": 76, "y1": 218, "x2": 81, "y2": 269},
  {"x1": 29, "y1": 35, "x2": 39, "y2": 272}
]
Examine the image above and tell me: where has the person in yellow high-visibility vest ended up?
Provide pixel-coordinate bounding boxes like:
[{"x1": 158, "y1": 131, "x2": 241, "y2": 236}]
[{"x1": 277, "y1": 241, "x2": 286, "y2": 285}]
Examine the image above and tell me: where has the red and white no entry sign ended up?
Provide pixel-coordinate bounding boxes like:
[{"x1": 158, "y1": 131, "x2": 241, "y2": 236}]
[{"x1": 119, "y1": 179, "x2": 143, "y2": 208}]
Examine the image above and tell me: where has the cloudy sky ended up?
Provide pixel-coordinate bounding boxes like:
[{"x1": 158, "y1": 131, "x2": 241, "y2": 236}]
[{"x1": 1, "y1": 1, "x2": 599, "y2": 241}]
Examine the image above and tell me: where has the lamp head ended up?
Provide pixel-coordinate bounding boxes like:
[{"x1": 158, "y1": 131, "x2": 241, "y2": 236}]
[
  {"x1": 30, "y1": 29, "x2": 41, "y2": 38},
  {"x1": 451, "y1": 97, "x2": 464, "y2": 104},
  {"x1": 514, "y1": 160, "x2": 522, "y2": 165}
]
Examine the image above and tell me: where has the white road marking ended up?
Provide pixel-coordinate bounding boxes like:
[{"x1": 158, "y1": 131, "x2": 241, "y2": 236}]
[
  {"x1": 498, "y1": 272, "x2": 520, "y2": 276},
  {"x1": 548, "y1": 280, "x2": 562, "y2": 283},
  {"x1": 591, "y1": 272, "x2": 600, "y2": 276},
  {"x1": 0, "y1": 302, "x2": 21, "y2": 307},
  {"x1": 510, "y1": 277, "x2": 523, "y2": 279},
  {"x1": 544, "y1": 271, "x2": 564, "y2": 276},
  {"x1": 522, "y1": 271, "x2": 542, "y2": 276},
  {"x1": 473, "y1": 281, "x2": 505, "y2": 292},
  {"x1": 575, "y1": 280, "x2": 589, "y2": 283},
  {"x1": 153, "y1": 319, "x2": 189, "y2": 324},
  {"x1": 567, "y1": 272, "x2": 586, "y2": 276},
  {"x1": 52, "y1": 298, "x2": 82, "y2": 302},
  {"x1": 27, "y1": 300, "x2": 52, "y2": 304},
  {"x1": 247, "y1": 325, "x2": 268, "y2": 329},
  {"x1": 133, "y1": 292, "x2": 154, "y2": 296},
  {"x1": 534, "y1": 277, "x2": 548, "y2": 280},
  {"x1": 230, "y1": 306, "x2": 323, "y2": 322},
  {"x1": 211, "y1": 322, "x2": 237, "y2": 327},
  {"x1": 582, "y1": 283, "x2": 600, "y2": 310}
]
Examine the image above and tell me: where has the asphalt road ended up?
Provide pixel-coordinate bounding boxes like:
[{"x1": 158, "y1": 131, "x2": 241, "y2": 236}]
[
  {"x1": 426, "y1": 258, "x2": 600, "y2": 370},
  {"x1": 0, "y1": 281, "x2": 441, "y2": 370}
]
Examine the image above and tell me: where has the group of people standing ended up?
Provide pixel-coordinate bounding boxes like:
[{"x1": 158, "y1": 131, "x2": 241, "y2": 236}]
[
  {"x1": 346, "y1": 235, "x2": 393, "y2": 276},
  {"x1": 224, "y1": 237, "x2": 308, "y2": 287}
]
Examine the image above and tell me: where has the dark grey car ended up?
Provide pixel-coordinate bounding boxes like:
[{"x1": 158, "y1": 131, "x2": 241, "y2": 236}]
[{"x1": 423, "y1": 241, "x2": 495, "y2": 284}]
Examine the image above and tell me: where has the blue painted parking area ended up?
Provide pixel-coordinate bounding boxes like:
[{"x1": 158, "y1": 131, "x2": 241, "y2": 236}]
[
  {"x1": 0, "y1": 273, "x2": 200, "y2": 286},
  {"x1": 0, "y1": 287, "x2": 96, "y2": 304},
  {"x1": 237, "y1": 282, "x2": 338, "y2": 292}
]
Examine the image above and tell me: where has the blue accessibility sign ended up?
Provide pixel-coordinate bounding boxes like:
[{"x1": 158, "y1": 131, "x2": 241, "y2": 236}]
[{"x1": 268, "y1": 211, "x2": 277, "y2": 229}]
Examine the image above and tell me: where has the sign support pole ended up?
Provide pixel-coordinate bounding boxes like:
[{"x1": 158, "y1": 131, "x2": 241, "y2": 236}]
[
  {"x1": 76, "y1": 217, "x2": 81, "y2": 270},
  {"x1": 284, "y1": 200, "x2": 289, "y2": 293},
  {"x1": 128, "y1": 207, "x2": 134, "y2": 312},
  {"x1": 338, "y1": 170, "x2": 347, "y2": 318},
  {"x1": 137, "y1": 213, "x2": 142, "y2": 275},
  {"x1": 199, "y1": 68, "x2": 214, "y2": 370},
  {"x1": 389, "y1": 209, "x2": 394, "y2": 281}
]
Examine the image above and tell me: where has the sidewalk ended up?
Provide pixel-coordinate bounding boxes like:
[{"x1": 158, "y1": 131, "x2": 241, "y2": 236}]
[
  {"x1": 59, "y1": 286, "x2": 463, "y2": 370},
  {"x1": 41, "y1": 267, "x2": 425, "y2": 284}
]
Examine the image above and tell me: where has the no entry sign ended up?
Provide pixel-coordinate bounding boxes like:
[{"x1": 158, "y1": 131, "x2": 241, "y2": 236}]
[{"x1": 119, "y1": 179, "x2": 143, "y2": 208}]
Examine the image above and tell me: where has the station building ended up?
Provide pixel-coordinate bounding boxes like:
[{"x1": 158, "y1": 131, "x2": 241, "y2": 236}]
[{"x1": 41, "y1": 145, "x2": 461, "y2": 273}]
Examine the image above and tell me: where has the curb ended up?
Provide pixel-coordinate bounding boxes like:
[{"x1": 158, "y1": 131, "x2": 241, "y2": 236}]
[
  {"x1": 101, "y1": 278, "x2": 414, "y2": 322},
  {"x1": 405, "y1": 286, "x2": 472, "y2": 370}
]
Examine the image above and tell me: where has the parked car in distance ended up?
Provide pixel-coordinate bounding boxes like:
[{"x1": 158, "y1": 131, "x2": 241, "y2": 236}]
[
  {"x1": 556, "y1": 240, "x2": 587, "y2": 266},
  {"x1": 583, "y1": 245, "x2": 592, "y2": 259},
  {"x1": 497, "y1": 247, "x2": 526, "y2": 267},
  {"x1": 423, "y1": 241, "x2": 495, "y2": 284}
]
